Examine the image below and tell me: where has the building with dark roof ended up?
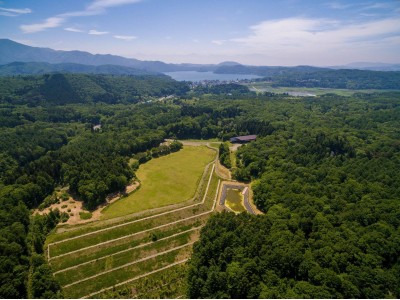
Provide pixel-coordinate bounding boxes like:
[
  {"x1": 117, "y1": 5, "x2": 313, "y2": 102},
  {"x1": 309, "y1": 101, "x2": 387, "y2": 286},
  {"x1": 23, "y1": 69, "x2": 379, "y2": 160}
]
[{"x1": 229, "y1": 134, "x2": 257, "y2": 143}]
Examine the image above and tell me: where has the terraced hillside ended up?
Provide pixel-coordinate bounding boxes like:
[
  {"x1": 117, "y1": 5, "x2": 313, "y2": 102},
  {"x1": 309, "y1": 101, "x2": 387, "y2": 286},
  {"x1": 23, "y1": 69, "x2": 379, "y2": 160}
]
[{"x1": 46, "y1": 147, "x2": 221, "y2": 298}]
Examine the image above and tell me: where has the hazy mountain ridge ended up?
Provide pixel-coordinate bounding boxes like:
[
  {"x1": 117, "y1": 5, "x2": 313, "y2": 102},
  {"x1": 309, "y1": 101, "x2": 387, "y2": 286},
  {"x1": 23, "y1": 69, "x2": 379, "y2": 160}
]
[
  {"x1": 0, "y1": 39, "x2": 215, "y2": 73},
  {"x1": 1, "y1": 39, "x2": 399, "y2": 78},
  {"x1": 0, "y1": 61, "x2": 160, "y2": 76},
  {"x1": 331, "y1": 62, "x2": 400, "y2": 71}
]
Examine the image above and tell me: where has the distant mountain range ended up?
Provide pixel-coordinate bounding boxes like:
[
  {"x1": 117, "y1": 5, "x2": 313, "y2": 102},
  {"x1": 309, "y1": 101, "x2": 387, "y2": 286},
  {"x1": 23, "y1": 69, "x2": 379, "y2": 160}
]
[
  {"x1": 331, "y1": 62, "x2": 400, "y2": 71},
  {"x1": 0, "y1": 61, "x2": 160, "y2": 76},
  {"x1": 0, "y1": 39, "x2": 217, "y2": 74},
  {"x1": 0, "y1": 39, "x2": 399, "y2": 76}
]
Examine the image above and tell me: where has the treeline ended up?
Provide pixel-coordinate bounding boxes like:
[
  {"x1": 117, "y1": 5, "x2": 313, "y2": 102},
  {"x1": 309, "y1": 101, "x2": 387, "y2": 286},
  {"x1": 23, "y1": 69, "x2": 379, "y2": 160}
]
[
  {"x1": 0, "y1": 61, "x2": 158, "y2": 77},
  {"x1": 191, "y1": 83, "x2": 252, "y2": 96},
  {"x1": 270, "y1": 69, "x2": 400, "y2": 89},
  {"x1": 133, "y1": 140, "x2": 183, "y2": 165},
  {"x1": 214, "y1": 64, "x2": 400, "y2": 89},
  {"x1": 0, "y1": 188, "x2": 62, "y2": 298},
  {"x1": 188, "y1": 92, "x2": 400, "y2": 298},
  {"x1": 218, "y1": 142, "x2": 231, "y2": 168}
]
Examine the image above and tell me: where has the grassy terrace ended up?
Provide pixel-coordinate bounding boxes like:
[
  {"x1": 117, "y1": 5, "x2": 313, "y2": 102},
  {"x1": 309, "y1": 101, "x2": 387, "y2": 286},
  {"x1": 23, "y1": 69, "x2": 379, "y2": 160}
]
[
  {"x1": 47, "y1": 170, "x2": 218, "y2": 258},
  {"x1": 102, "y1": 146, "x2": 215, "y2": 219},
  {"x1": 49, "y1": 206, "x2": 208, "y2": 257},
  {"x1": 64, "y1": 245, "x2": 192, "y2": 298},
  {"x1": 54, "y1": 228, "x2": 199, "y2": 286},
  {"x1": 49, "y1": 172, "x2": 219, "y2": 268},
  {"x1": 46, "y1": 144, "x2": 221, "y2": 298},
  {"x1": 96, "y1": 264, "x2": 188, "y2": 299},
  {"x1": 46, "y1": 149, "x2": 216, "y2": 245}
]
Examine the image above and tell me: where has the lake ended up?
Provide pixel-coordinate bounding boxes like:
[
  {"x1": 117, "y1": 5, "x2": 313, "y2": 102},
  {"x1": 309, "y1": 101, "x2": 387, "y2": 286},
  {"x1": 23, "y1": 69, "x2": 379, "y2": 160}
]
[{"x1": 164, "y1": 71, "x2": 262, "y2": 81}]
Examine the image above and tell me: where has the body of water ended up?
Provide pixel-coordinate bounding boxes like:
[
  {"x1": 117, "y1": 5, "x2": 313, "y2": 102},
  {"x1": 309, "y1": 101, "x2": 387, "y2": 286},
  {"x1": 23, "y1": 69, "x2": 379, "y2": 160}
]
[{"x1": 164, "y1": 71, "x2": 262, "y2": 82}]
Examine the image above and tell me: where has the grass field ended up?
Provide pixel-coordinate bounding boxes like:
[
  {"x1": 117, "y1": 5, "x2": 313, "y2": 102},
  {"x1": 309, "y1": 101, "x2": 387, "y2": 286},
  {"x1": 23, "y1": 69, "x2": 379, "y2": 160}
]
[
  {"x1": 45, "y1": 146, "x2": 221, "y2": 298},
  {"x1": 46, "y1": 172, "x2": 220, "y2": 298},
  {"x1": 246, "y1": 81, "x2": 400, "y2": 96},
  {"x1": 225, "y1": 188, "x2": 246, "y2": 213},
  {"x1": 101, "y1": 146, "x2": 215, "y2": 219},
  {"x1": 96, "y1": 264, "x2": 188, "y2": 298}
]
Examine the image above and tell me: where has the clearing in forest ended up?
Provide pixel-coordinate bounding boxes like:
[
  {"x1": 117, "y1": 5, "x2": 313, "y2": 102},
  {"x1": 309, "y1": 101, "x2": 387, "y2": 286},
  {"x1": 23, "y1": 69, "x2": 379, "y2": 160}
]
[
  {"x1": 46, "y1": 160, "x2": 221, "y2": 298},
  {"x1": 102, "y1": 146, "x2": 215, "y2": 219}
]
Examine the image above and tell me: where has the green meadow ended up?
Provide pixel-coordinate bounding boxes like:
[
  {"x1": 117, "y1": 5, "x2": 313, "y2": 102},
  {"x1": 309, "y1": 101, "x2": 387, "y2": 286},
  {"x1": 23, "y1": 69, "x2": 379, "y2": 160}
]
[
  {"x1": 101, "y1": 146, "x2": 216, "y2": 219},
  {"x1": 246, "y1": 81, "x2": 400, "y2": 96}
]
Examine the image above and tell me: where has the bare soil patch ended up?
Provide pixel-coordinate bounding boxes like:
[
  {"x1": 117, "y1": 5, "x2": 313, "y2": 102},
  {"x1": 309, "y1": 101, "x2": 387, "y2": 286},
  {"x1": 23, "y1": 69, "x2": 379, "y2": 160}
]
[{"x1": 34, "y1": 182, "x2": 140, "y2": 225}]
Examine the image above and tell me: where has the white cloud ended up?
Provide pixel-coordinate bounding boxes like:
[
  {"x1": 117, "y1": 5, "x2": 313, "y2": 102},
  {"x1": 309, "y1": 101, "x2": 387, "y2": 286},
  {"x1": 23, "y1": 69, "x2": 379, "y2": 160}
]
[
  {"x1": 20, "y1": 0, "x2": 143, "y2": 33},
  {"x1": 64, "y1": 27, "x2": 83, "y2": 32},
  {"x1": 20, "y1": 17, "x2": 64, "y2": 33},
  {"x1": 228, "y1": 17, "x2": 400, "y2": 65},
  {"x1": 0, "y1": 7, "x2": 31, "y2": 17},
  {"x1": 232, "y1": 17, "x2": 400, "y2": 49},
  {"x1": 87, "y1": 0, "x2": 143, "y2": 11},
  {"x1": 114, "y1": 35, "x2": 137, "y2": 40},
  {"x1": 89, "y1": 29, "x2": 109, "y2": 35}
]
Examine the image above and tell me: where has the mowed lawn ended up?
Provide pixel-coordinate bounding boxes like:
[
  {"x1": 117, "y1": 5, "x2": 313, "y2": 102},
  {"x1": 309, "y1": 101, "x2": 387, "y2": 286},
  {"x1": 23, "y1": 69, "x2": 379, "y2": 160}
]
[{"x1": 101, "y1": 146, "x2": 215, "y2": 219}]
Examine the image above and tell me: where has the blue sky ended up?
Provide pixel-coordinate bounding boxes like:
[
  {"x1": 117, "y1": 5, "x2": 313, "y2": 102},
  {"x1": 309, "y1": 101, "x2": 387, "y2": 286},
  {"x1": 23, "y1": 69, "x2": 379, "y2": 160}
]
[{"x1": 0, "y1": 0, "x2": 399, "y2": 65}]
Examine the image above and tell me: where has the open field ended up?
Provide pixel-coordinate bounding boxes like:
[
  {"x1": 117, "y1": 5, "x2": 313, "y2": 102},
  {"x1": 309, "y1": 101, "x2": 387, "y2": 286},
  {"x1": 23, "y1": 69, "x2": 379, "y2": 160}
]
[
  {"x1": 101, "y1": 146, "x2": 215, "y2": 219},
  {"x1": 246, "y1": 81, "x2": 400, "y2": 96},
  {"x1": 46, "y1": 160, "x2": 216, "y2": 244},
  {"x1": 46, "y1": 150, "x2": 221, "y2": 298}
]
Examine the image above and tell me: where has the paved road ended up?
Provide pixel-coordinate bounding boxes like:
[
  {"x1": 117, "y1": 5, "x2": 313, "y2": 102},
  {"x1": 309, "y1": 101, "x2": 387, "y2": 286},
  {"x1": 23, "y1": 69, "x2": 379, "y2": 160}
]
[{"x1": 243, "y1": 190, "x2": 256, "y2": 215}]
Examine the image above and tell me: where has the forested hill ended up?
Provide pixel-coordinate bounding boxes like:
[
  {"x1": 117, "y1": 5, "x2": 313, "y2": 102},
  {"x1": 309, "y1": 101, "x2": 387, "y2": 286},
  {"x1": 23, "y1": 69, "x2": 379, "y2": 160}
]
[
  {"x1": 0, "y1": 62, "x2": 160, "y2": 76},
  {"x1": 188, "y1": 93, "x2": 400, "y2": 298},
  {"x1": 215, "y1": 65, "x2": 400, "y2": 89},
  {"x1": 0, "y1": 73, "x2": 189, "y2": 105}
]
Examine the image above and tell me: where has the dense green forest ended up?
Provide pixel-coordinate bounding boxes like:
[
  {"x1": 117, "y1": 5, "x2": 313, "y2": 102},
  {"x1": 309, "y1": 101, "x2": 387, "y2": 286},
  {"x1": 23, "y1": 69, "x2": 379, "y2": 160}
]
[
  {"x1": 0, "y1": 61, "x2": 159, "y2": 76},
  {"x1": 191, "y1": 83, "x2": 252, "y2": 96},
  {"x1": 215, "y1": 65, "x2": 400, "y2": 89},
  {"x1": 0, "y1": 72, "x2": 399, "y2": 298},
  {"x1": 188, "y1": 93, "x2": 400, "y2": 298},
  {"x1": 0, "y1": 73, "x2": 189, "y2": 106}
]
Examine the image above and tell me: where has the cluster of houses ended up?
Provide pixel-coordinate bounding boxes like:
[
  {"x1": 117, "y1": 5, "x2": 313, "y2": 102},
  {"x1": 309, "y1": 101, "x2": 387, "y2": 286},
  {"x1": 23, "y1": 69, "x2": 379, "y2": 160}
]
[{"x1": 188, "y1": 79, "x2": 253, "y2": 89}]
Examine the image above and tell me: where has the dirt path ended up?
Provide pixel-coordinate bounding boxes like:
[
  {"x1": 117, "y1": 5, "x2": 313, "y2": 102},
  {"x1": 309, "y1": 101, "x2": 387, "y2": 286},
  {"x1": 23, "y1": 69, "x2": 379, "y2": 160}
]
[
  {"x1": 87, "y1": 181, "x2": 140, "y2": 224},
  {"x1": 165, "y1": 139, "x2": 221, "y2": 147},
  {"x1": 229, "y1": 143, "x2": 243, "y2": 151}
]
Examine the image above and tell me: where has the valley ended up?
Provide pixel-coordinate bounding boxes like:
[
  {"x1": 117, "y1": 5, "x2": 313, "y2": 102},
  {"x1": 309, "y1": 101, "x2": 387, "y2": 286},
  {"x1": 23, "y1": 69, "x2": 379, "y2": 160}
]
[{"x1": 0, "y1": 38, "x2": 399, "y2": 299}]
